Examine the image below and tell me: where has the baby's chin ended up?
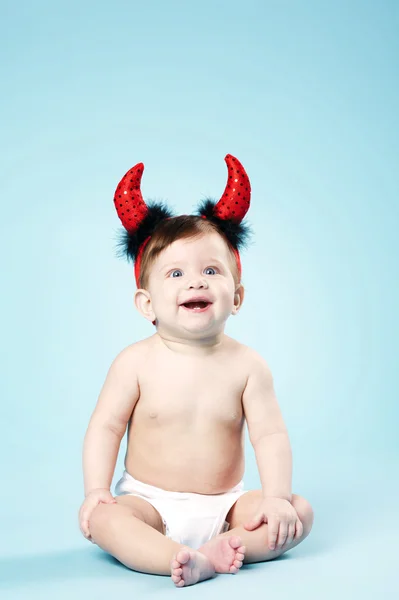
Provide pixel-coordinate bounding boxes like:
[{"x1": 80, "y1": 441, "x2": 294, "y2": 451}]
[{"x1": 157, "y1": 317, "x2": 225, "y2": 339}]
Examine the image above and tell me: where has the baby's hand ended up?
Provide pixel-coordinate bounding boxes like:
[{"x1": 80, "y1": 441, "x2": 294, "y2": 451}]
[
  {"x1": 244, "y1": 496, "x2": 303, "y2": 551},
  {"x1": 78, "y1": 488, "x2": 117, "y2": 542}
]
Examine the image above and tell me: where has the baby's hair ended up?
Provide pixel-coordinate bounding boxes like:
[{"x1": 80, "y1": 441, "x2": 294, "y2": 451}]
[{"x1": 138, "y1": 215, "x2": 241, "y2": 290}]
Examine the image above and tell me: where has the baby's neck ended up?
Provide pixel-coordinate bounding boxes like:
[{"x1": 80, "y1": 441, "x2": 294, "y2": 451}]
[{"x1": 154, "y1": 331, "x2": 226, "y2": 356}]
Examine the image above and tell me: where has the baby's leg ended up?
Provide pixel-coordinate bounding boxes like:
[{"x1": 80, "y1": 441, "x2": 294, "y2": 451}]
[{"x1": 89, "y1": 495, "x2": 215, "y2": 586}]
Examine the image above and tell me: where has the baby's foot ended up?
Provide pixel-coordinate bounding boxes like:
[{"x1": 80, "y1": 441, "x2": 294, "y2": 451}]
[
  {"x1": 199, "y1": 535, "x2": 246, "y2": 574},
  {"x1": 170, "y1": 548, "x2": 216, "y2": 587}
]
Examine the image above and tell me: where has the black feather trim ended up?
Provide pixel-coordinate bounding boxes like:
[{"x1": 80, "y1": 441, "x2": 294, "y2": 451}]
[
  {"x1": 115, "y1": 201, "x2": 175, "y2": 262},
  {"x1": 195, "y1": 198, "x2": 253, "y2": 250}
]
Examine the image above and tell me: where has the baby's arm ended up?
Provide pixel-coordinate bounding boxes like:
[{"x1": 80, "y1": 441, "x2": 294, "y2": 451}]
[
  {"x1": 83, "y1": 345, "x2": 140, "y2": 495},
  {"x1": 242, "y1": 349, "x2": 292, "y2": 502}
]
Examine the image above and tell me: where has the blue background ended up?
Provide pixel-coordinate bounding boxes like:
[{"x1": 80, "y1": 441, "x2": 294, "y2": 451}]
[{"x1": 1, "y1": 0, "x2": 398, "y2": 597}]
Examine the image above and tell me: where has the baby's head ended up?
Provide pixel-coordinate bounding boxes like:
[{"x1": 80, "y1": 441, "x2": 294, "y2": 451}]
[
  {"x1": 113, "y1": 154, "x2": 253, "y2": 338},
  {"x1": 134, "y1": 215, "x2": 244, "y2": 336}
]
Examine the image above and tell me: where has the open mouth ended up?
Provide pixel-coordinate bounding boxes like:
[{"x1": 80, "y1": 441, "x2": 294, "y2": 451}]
[{"x1": 181, "y1": 301, "x2": 211, "y2": 311}]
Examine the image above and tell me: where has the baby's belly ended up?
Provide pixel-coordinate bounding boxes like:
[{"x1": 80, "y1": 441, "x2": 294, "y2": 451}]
[{"x1": 124, "y1": 426, "x2": 245, "y2": 494}]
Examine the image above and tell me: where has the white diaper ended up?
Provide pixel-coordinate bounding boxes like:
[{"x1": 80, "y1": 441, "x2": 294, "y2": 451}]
[{"x1": 114, "y1": 470, "x2": 247, "y2": 549}]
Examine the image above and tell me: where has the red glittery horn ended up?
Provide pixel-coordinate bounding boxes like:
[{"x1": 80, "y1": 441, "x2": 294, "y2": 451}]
[
  {"x1": 114, "y1": 162, "x2": 148, "y2": 233},
  {"x1": 114, "y1": 154, "x2": 252, "y2": 287},
  {"x1": 213, "y1": 154, "x2": 251, "y2": 222},
  {"x1": 196, "y1": 154, "x2": 251, "y2": 279},
  {"x1": 114, "y1": 162, "x2": 174, "y2": 286}
]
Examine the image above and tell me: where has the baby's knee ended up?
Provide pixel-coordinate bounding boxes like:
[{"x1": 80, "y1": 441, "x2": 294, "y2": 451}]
[
  {"x1": 89, "y1": 502, "x2": 114, "y2": 537},
  {"x1": 294, "y1": 496, "x2": 314, "y2": 537}
]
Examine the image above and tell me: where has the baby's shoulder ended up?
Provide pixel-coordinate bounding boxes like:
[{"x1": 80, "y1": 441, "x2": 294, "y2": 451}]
[
  {"x1": 112, "y1": 336, "x2": 155, "y2": 368},
  {"x1": 230, "y1": 339, "x2": 272, "y2": 374}
]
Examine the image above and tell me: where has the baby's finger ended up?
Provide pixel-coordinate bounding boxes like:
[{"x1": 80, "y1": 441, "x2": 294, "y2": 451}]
[
  {"x1": 78, "y1": 503, "x2": 87, "y2": 522},
  {"x1": 80, "y1": 511, "x2": 94, "y2": 534},
  {"x1": 284, "y1": 521, "x2": 296, "y2": 547},
  {"x1": 276, "y1": 521, "x2": 288, "y2": 548},
  {"x1": 267, "y1": 518, "x2": 279, "y2": 550},
  {"x1": 295, "y1": 519, "x2": 304, "y2": 539},
  {"x1": 80, "y1": 519, "x2": 91, "y2": 538},
  {"x1": 244, "y1": 513, "x2": 263, "y2": 531},
  {"x1": 80, "y1": 507, "x2": 91, "y2": 526}
]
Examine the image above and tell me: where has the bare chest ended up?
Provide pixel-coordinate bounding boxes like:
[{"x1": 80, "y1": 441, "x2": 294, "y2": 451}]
[{"x1": 133, "y1": 353, "x2": 247, "y2": 428}]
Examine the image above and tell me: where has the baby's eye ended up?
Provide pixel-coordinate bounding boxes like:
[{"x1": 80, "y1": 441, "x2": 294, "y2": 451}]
[
  {"x1": 170, "y1": 269, "x2": 183, "y2": 278},
  {"x1": 204, "y1": 267, "x2": 217, "y2": 275}
]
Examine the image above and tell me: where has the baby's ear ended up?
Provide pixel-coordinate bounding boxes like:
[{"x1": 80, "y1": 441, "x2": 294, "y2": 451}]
[
  {"x1": 232, "y1": 283, "x2": 244, "y2": 315},
  {"x1": 134, "y1": 289, "x2": 156, "y2": 323}
]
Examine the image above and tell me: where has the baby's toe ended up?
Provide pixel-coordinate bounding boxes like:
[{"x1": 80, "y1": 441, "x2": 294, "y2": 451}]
[
  {"x1": 229, "y1": 536, "x2": 242, "y2": 549},
  {"x1": 230, "y1": 565, "x2": 238, "y2": 574},
  {"x1": 236, "y1": 552, "x2": 245, "y2": 561},
  {"x1": 233, "y1": 559, "x2": 243, "y2": 569},
  {"x1": 176, "y1": 549, "x2": 190, "y2": 565}
]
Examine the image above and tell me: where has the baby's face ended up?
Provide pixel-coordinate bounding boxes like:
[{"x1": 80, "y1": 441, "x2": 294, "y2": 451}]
[{"x1": 143, "y1": 232, "x2": 242, "y2": 338}]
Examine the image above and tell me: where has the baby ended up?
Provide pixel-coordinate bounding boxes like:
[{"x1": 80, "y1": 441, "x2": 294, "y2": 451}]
[{"x1": 78, "y1": 155, "x2": 314, "y2": 587}]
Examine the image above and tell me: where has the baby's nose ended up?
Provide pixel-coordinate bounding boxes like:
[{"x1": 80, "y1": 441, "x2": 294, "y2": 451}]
[{"x1": 187, "y1": 278, "x2": 208, "y2": 289}]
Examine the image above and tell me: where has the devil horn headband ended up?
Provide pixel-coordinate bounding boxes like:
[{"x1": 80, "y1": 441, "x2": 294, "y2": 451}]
[{"x1": 114, "y1": 154, "x2": 252, "y2": 287}]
